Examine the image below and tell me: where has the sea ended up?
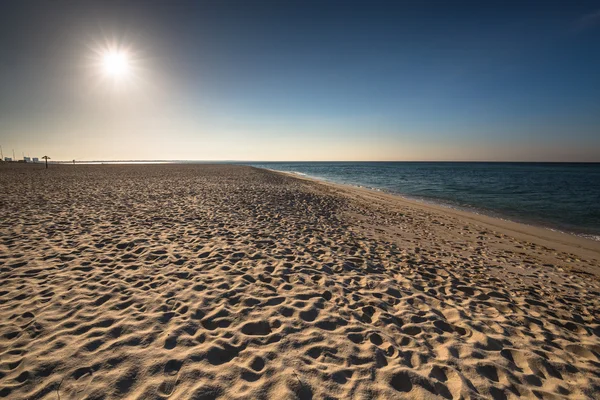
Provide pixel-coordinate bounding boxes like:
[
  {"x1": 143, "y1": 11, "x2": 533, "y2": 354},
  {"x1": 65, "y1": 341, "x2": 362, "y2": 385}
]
[{"x1": 241, "y1": 162, "x2": 600, "y2": 240}]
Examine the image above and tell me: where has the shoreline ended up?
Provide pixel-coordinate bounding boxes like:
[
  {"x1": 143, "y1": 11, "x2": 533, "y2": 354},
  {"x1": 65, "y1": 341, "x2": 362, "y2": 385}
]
[{"x1": 267, "y1": 167, "x2": 600, "y2": 244}]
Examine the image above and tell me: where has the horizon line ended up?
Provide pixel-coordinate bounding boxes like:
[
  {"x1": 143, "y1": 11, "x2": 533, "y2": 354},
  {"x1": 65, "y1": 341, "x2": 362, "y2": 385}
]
[{"x1": 26, "y1": 159, "x2": 600, "y2": 164}]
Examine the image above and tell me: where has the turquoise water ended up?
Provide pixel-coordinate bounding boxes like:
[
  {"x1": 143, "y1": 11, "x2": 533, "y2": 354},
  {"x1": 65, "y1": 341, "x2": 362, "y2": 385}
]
[{"x1": 243, "y1": 162, "x2": 600, "y2": 240}]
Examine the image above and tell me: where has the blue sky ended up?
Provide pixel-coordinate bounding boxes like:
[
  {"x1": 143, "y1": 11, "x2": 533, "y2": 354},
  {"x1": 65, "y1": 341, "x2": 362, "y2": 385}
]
[{"x1": 1, "y1": 0, "x2": 599, "y2": 161}]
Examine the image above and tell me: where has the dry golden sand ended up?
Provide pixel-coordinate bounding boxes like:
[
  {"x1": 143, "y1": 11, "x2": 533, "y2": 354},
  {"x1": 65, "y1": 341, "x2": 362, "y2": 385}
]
[{"x1": 1, "y1": 163, "x2": 599, "y2": 400}]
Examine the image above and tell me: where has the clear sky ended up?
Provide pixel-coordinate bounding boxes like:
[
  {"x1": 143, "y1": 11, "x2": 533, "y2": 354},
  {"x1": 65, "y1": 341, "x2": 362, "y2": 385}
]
[{"x1": 1, "y1": 0, "x2": 599, "y2": 161}]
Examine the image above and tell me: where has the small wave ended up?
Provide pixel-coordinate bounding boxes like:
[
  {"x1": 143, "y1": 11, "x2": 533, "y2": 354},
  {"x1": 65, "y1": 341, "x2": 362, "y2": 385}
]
[
  {"x1": 578, "y1": 234, "x2": 600, "y2": 242},
  {"x1": 289, "y1": 171, "x2": 308, "y2": 176},
  {"x1": 352, "y1": 184, "x2": 382, "y2": 192},
  {"x1": 546, "y1": 228, "x2": 600, "y2": 241}
]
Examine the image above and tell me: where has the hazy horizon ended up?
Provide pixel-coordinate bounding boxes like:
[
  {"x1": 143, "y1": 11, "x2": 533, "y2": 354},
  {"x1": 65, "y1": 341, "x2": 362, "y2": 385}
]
[{"x1": 2, "y1": 0, "x2": 600, "y2": 162}]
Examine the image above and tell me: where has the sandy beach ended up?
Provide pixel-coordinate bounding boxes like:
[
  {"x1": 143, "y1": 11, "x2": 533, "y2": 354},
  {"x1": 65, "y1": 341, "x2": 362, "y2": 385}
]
[{"x1": 1, "y1": 163, "x2": 599, "y2": 399}]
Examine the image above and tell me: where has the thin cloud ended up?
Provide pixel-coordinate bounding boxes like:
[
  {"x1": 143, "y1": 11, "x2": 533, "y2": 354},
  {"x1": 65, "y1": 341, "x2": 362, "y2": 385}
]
[{"x1": 575, "y1": 9, "x2": 600, "y2": 33}]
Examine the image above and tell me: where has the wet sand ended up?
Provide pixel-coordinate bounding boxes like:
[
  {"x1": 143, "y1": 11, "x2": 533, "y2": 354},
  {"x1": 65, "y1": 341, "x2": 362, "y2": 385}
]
[{"x1": 1, "y1": 163, "x2": 599, "y2": 399}]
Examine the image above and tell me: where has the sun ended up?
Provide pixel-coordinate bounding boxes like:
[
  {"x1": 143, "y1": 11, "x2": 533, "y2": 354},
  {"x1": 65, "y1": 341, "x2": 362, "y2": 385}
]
[
  {"x1": 102, "y1": 50, "x2": 130, "y2": 77},
  {"x1": 91, "y1": 40, "x2": 142, "y2": 89}
]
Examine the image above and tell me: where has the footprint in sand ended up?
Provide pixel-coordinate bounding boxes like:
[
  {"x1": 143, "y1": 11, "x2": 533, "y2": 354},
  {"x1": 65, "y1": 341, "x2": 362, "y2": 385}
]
[
  {"x1": 241, "y1": 320, "x2": 272, "y2": 336},
  {"x1": 57, "y1": 367, "x2": 95, "y2": 399},
  {"x1": 249, "y1": 356, "x2": 266, "y2": 372},
  {"x1": 369, "y1": 332, "x2": 397, "y2": 357},
  {"x1": 158, "y1": 359, "x2": 183, "y2": 397}
]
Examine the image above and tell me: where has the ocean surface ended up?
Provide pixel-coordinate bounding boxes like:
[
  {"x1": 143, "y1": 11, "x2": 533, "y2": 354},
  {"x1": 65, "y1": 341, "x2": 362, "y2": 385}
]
[{"x1": 242, "y1": 162, "x2": 600, "y2": 240}]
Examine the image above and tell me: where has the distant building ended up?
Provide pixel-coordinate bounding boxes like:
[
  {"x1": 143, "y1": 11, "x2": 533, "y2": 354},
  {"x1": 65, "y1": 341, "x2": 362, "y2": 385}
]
[
  {"x1": 24, "y1": 157, "x2": 31, "y2": 162},
  {"x1": 33, "y1": 157, "x2": 39, "y2": 163},
  {"x1": 4, "y1": 157, "x2": 12, "y2": 162}
]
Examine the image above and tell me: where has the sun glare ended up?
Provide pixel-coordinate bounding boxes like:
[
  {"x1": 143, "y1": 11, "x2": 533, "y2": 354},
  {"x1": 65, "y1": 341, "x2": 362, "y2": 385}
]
[
  {"x1": 102, "y1": 51, "x2": 130, "y2": 77},
  {"x1": 91, "y1": 40, "x2": 146, "y2": 91}
]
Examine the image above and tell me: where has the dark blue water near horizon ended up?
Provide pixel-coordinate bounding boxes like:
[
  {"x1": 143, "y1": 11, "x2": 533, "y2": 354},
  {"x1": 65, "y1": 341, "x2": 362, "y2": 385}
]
[{"x1": 241, "y1": 162, "x2": 600, "y2": 240}]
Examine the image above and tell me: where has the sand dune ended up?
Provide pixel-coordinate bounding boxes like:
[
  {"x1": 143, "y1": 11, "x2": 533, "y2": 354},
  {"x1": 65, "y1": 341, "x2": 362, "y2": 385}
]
[{"x1": 1, "y1": 164, "x2": 599, "y2": 399}]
